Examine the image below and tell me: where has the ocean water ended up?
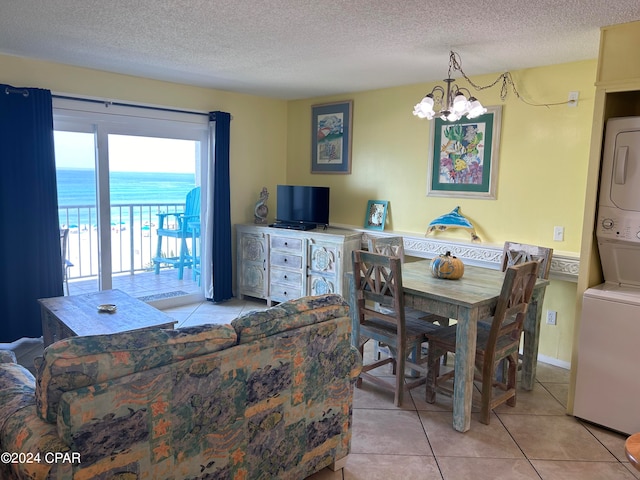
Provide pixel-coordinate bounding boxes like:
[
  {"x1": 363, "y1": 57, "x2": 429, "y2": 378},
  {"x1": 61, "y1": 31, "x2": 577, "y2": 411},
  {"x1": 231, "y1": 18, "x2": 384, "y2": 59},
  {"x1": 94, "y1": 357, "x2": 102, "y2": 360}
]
[{"x1": 57, "y1": 168, "x2": 196, "y2": 227}]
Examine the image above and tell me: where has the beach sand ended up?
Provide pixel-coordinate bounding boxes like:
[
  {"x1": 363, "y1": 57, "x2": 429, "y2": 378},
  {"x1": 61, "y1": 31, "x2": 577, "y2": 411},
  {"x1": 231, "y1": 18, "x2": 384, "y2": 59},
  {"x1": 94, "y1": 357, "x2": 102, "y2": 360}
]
[{"x1": 65, "y1": 221, "x2": 194, "y2": 279}]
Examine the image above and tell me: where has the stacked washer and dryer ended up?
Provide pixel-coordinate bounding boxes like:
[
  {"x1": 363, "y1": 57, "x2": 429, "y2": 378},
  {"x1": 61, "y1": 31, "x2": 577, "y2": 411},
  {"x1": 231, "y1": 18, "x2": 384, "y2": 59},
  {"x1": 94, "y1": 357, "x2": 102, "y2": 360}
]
[{"x1": 574, "y1": 116, "x2": 640, "y2": 435}]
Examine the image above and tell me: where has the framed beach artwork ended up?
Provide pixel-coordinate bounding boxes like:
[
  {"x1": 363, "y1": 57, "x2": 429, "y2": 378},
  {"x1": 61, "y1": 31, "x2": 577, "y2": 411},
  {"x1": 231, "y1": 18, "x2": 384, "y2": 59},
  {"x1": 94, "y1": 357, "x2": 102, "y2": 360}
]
[
  {"x1": 311, "y1": 100, "x2": 353, "y2": 174},
  {"x1": 364, "y1": 200, "x2": 388, "y2": 231},
  {"x1": 427, "y1": 105, "x2": 502, "y2": 199}
]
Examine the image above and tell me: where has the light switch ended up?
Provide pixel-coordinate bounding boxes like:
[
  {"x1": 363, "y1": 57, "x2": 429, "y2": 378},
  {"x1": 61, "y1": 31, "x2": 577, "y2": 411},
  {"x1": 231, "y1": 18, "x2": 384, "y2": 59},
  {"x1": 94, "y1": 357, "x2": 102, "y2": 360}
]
[{"x1": 553, "y1": 226, "x2": 564, "y2": 242}]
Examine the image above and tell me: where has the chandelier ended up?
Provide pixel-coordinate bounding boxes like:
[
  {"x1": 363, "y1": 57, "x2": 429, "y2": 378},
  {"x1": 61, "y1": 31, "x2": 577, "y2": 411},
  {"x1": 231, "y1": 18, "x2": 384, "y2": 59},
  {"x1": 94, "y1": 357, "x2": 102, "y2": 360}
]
[
  {"x1": 413, "y1": 51, "x2": 488, "y2": 121},
  {"x1": 413, "y1": 51, "x2": 575, "y2": 121}
]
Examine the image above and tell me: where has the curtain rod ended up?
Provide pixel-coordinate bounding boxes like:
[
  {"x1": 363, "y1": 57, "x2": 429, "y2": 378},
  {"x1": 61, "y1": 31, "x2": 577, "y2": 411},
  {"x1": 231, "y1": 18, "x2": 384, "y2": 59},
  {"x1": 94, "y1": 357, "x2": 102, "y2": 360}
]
[
  {"x1": 52, "y1": 94, "x2": 208, "y2": 118},
  {"x1": 4, "y1": 86, "x2": 29, "y2": 97}
]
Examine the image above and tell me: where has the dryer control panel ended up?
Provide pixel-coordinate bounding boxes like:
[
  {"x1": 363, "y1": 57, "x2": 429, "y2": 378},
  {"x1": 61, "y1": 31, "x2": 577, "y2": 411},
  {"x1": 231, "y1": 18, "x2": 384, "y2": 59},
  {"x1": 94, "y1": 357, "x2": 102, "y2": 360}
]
[{"x1": 596, "y1": 206, "x2": 640, "y2": 244}]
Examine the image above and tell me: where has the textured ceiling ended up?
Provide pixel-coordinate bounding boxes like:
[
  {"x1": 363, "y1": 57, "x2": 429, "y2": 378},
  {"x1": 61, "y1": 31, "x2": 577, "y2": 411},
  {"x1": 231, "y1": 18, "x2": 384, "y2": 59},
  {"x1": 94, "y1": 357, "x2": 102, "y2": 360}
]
[{"x1": 1, "y1": 1, "x2": 640, "y2": 100}]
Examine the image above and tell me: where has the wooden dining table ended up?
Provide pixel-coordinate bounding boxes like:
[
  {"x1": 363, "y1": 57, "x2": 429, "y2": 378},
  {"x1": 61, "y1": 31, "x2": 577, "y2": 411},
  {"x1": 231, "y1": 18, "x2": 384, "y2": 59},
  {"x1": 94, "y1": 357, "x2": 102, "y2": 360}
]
[{"x1": 349, "y1": 259, "x2": 549, "y2": 433}]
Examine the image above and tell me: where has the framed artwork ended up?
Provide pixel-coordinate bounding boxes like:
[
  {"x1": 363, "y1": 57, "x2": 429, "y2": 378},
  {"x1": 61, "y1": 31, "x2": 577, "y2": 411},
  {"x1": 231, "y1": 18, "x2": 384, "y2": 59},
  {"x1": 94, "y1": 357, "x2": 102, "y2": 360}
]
[
  {"x1": 311, "y1": 100, "x2": 353, "y2": 174},
  {"x1": 427, "y1": 105, "x2": 502, "y2": 199},
  {"x1": 364, "y1": 200, "x2": 388, "y2": 231}
]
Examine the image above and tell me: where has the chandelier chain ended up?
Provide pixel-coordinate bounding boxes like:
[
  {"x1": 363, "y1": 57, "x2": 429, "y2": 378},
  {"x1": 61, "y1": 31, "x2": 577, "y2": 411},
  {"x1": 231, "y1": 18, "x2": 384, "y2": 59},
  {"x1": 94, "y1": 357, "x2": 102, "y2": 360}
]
[{"x1": 449, "y1": 51, "x2": 570, "y2": 108}]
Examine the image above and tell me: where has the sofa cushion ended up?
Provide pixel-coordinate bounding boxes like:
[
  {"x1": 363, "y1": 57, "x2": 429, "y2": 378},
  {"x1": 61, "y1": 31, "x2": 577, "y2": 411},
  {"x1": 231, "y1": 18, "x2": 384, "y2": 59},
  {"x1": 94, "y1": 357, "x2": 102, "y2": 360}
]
[
  {"x1": 232, "y1": 294, "x2": 350, "y2": 344},
  {"x1": 36, "y1": 323, "x2": 237, "y2": 423}
]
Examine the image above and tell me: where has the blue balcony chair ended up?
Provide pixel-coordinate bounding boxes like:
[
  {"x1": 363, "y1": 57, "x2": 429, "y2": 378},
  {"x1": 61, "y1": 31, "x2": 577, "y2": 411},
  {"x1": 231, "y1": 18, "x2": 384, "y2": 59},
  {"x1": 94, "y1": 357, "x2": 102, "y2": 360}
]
[
  {"x1": 153, "y1": 186, "x2": 201, "y2": 280},
  {"x1": 189, "y1": 220, "x2": 201, "y2": 285}
]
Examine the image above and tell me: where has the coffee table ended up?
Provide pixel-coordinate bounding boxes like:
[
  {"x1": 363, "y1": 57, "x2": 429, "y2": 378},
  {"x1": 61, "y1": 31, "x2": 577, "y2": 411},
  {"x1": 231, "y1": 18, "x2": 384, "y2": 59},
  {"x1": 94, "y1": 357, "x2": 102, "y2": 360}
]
[{"x1": 39, "y1": 289, "x2": 177, "y2": 347}]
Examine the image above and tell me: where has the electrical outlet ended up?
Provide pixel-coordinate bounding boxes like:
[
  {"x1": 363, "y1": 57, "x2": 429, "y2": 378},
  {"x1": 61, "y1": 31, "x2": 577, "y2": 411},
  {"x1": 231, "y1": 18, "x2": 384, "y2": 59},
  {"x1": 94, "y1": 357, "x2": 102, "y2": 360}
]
[
  {"x1": 553, "y1": 226, "x2": 564, "y2": 242},
  {"x1": 546, "y1": 310, "x2": 557, "y2": 325},
  {"x1": 568, "y1": 91, "x2": 579, "y2": 107}
]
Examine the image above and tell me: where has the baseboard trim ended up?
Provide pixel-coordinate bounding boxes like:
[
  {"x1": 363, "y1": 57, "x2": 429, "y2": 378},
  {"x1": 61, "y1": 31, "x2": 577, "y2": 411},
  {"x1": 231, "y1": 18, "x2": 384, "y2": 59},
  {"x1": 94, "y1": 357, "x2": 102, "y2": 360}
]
[{"x1": 538, "y1": 354, "x2": 571, "y2": 370}]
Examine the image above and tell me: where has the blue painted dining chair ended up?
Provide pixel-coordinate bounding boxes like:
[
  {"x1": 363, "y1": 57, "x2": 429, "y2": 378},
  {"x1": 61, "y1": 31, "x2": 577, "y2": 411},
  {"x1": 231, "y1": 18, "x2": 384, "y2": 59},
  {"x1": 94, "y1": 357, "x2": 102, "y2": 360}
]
[{"x1": 153, "y1": 186, "x2": 201, "y2": 280}]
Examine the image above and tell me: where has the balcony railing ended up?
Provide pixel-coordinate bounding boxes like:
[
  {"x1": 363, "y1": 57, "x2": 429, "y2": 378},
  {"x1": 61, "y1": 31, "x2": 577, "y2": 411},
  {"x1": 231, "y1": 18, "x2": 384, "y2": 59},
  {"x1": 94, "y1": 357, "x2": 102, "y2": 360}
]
[{"x1": 59, "y1": 203, "x2": 188, "y2": 280}]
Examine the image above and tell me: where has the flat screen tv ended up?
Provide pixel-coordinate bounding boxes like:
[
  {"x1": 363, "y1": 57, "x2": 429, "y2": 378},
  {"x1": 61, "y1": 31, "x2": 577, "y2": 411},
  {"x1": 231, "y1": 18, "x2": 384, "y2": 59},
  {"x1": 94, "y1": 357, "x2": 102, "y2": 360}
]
[{"x1": 274, "y1": 185, "x2": 330, "y2": 230}]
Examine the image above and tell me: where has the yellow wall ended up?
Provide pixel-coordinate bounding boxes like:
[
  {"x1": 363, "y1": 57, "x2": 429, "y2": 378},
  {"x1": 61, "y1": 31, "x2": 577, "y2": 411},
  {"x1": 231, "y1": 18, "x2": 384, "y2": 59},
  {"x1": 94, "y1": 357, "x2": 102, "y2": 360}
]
[
  {"x1": 0, "y1": 54, "x2": 289, "y2": 229},
  {"x1": 287, "y1": 60, "x2": 598, "y2": 364},
  {"x1": 287, "y1": 61, "x2": 595, "y2": 246},
  {"x1": 1, "y1": 53, "x2": 597, "y2": 365}
]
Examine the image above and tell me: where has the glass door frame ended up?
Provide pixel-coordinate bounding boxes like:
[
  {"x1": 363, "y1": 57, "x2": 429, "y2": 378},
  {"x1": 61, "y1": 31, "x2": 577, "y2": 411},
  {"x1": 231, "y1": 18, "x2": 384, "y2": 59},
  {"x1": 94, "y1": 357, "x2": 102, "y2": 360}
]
[{"x1": 53, "y1": 97, "x2": 209, "y2": 297}]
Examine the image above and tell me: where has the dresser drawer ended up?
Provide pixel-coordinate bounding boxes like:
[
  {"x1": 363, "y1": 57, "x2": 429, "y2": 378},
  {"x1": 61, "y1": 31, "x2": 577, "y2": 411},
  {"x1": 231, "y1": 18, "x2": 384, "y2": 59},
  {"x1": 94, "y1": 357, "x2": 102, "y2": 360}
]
[
  {"x1": 270, "y1": 268, "x2": 303, "y2": 286},
  {"x1": 269, "y1": 284, "x2": 302, "y2": 302},
  {"x1": 270, "y1": 253, "x2": 303, "y2": 269},
  {"x1": 270, "y1": 236, "x2": 303, "y2": 252}
]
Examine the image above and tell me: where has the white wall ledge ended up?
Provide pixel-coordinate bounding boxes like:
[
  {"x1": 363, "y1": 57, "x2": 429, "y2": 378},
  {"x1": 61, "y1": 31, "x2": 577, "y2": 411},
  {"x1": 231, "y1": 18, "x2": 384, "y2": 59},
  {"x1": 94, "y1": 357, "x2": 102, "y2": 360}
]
[{"x1": 332, "y1": 224, "x2": 580, "y2": 282}]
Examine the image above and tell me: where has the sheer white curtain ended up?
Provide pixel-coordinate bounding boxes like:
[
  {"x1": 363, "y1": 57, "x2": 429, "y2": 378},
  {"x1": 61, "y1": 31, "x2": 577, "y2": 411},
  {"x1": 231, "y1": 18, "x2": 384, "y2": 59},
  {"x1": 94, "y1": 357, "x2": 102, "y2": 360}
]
[{"x1": 202, "y1": 121, "x2": 215, "y2": 299}]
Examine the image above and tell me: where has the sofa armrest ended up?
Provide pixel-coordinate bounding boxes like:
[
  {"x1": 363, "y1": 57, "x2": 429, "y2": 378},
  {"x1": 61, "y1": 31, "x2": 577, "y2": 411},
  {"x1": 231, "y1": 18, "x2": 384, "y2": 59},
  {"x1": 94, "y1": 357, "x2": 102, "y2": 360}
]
[
  {"x1": 0, "y1": 349, "x2": 17, "y2": 363},
  {"x1": 1, "y1": 405, "x2": 69, "y2": 480},
  {"x1": 348, "y1": 345, "x2": 363, "y2": 381},
  {"x1": 0, "y1": 361, "x2": 69, "y2": 480},
  {"x1": 0, "y1": 360, "x2": 36, "y2": 433}
]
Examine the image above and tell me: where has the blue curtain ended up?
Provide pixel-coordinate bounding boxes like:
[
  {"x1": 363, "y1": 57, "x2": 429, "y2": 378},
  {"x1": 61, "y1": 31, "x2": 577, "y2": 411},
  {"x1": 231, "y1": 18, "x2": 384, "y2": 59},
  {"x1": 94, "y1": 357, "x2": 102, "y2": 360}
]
[
  {"x1": 209, "y1": 111, "x2": 233, "y2": 302},
  {"x1": 0, "y1": 85, "x2": 62, "y2": 342}
]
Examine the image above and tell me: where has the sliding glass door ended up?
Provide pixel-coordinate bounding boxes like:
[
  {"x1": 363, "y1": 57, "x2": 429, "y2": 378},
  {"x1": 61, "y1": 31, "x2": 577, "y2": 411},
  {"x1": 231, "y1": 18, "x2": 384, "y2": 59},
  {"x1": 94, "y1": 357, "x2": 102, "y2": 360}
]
[
  {"x1": 53, "y1": 98, "x2": 208, "y2": 305},
  {"x1": 54, "y1": 130, "x2": 99, "y2": 283}
]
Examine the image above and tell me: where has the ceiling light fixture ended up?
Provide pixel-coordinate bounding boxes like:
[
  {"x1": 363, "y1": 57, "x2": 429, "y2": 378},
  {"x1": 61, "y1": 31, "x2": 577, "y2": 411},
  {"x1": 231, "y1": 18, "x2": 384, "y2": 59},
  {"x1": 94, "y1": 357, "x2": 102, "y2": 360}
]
[
  {"x1": 413, "y1": 51, "x2": 573, "y2": 121},
  {"x1": 413, "y1": 51, "x2": 489, "y2": 121}
]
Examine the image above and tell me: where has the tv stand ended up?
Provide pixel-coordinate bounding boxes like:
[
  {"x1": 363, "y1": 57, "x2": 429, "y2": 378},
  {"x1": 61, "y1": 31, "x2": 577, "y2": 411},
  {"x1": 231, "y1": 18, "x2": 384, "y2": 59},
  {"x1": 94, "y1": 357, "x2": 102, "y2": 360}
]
[{"x1": 236, "y1": 224, "x2": 361, "y2": 306}]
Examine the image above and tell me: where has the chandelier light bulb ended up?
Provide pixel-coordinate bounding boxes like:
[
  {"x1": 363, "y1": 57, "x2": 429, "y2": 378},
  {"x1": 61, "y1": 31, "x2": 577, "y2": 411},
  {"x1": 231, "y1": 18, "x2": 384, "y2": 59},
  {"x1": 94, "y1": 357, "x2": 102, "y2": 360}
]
[
  {"x1": 413, "y1": 106, "x2": 427, "y2": 118},
  {"x1": 452, "y1": 93, "x2": 469, "y2": 114},
  {"x1": 421, "y1": 95, "x2": 435, "y2": 109},
  {"x1": 444, "y1": 111, "x2": 460, "y2": 122},
  {"x1": 467, "y1": 97, "x2": 487, "y2": 118},
  {"x1": 413, "y1": 94, "x2": 435, "y2": 118}
]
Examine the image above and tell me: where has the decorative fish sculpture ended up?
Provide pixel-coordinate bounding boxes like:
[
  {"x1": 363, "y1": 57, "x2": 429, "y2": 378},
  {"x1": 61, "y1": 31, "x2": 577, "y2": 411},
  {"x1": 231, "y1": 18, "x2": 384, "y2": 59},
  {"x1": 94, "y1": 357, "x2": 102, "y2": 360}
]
[{"x1": 426, "y1": 206, "x2": 480, "y2": 242}]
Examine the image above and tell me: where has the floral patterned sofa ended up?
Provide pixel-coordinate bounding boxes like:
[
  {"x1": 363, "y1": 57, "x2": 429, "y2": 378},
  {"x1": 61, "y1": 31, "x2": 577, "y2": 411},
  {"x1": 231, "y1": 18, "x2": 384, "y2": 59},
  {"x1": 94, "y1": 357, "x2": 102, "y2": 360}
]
[{"x1": 0, "y1": 294, "x2": 361, "y2": 480}]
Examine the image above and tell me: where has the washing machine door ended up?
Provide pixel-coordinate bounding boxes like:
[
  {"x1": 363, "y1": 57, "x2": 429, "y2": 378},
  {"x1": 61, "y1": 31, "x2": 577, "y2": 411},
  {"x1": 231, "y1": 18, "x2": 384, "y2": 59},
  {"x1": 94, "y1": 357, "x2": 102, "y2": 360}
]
[
  {"x1": 598, "y1": 238, "x2": 640, "y2": 287},
  {"x1": 609, "y1": 130, "x2": 640, "y2": 211}
]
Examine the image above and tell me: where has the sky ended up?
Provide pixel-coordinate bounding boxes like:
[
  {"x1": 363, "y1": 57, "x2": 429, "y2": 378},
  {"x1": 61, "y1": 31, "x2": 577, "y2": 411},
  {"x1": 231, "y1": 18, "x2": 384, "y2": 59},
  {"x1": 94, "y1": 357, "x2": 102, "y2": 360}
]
[{"x1": 54, "y1": 131, "x2": 197, "y2": 173}]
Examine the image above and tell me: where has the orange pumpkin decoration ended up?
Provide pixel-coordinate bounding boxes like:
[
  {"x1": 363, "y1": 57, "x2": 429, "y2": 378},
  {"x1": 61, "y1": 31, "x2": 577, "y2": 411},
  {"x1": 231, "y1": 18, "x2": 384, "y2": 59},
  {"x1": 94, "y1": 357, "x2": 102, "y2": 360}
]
[{"x1": 430, "y1": 251, "x2": 464, "y2": 279}]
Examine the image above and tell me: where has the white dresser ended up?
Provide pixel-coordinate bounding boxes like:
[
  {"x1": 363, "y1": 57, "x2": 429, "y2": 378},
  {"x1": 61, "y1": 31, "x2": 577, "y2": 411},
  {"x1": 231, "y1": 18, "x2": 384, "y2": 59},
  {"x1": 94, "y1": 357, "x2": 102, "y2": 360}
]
[{"x1": 236, "y1": 224, "x2": 361, "y2": 305}]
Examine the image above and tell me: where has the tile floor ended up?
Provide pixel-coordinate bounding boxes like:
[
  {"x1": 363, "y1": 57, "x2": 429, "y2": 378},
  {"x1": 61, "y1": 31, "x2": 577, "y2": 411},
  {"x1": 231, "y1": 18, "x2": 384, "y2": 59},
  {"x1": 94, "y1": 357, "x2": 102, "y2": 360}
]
[
  {"x1": 8, "y1": 297, "x2": 638, "y2": 480},
  {"x1": 67, "y1": 268, "x2": 202, "y2": 300},
  {"x1": 165, "y1": 298, "x2": 639, "y2": 480}
]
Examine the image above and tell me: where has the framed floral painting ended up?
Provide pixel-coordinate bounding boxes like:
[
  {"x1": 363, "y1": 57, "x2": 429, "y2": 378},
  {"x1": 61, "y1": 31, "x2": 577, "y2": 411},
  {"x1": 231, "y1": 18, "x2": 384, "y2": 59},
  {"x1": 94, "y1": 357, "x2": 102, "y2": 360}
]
[
  {"x1": 427, "y1": 105, "x2": 502, "y2": 199},
  {"x1": 311, "y1": 100, "x2": 353, "y2": 174}
]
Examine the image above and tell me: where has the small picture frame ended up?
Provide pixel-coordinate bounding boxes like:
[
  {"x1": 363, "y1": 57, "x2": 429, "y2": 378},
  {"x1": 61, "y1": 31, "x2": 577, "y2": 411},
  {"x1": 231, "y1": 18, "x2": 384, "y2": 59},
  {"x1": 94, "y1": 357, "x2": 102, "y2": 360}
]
[
  {"x1": 311, "y1": 100, "x2": 353, "y2": 174},
  {"x1": 364, "y1": 200, "x2": 388, "y2": 231}
]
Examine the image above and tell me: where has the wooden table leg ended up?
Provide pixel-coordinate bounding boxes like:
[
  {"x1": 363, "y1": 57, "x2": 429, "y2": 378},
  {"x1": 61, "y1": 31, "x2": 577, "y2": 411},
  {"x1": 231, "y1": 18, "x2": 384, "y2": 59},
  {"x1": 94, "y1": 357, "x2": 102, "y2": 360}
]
[
  {"x1": 521, "y1": 288, "x2": 545, "y2": 390},
  {"x1": 452, "y1": 309, "x2": 476, "y2": 433}
]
